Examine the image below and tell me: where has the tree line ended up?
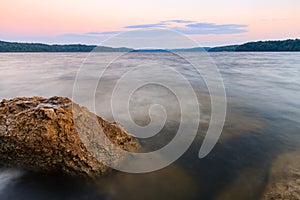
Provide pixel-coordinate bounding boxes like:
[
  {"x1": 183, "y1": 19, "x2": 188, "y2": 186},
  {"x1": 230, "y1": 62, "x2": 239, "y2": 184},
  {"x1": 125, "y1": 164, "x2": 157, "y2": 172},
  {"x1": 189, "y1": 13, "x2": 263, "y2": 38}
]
[{"x1": 0, "y1": 41, "x2": 132, "y2": 52}]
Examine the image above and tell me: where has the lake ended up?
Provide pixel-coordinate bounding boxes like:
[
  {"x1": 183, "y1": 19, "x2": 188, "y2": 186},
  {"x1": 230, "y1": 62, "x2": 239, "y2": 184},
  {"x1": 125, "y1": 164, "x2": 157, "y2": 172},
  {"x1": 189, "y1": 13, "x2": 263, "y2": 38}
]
[{"x1": 0, "y1": 52, "x2": 299, "y2": 200}]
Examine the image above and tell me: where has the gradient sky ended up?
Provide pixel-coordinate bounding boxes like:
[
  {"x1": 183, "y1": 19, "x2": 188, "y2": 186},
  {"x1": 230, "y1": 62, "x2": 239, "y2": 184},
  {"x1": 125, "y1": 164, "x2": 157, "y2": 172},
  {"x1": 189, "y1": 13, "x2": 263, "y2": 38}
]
[{"x1": 1, "y1": 0, "x2": 299, "y2": 46}]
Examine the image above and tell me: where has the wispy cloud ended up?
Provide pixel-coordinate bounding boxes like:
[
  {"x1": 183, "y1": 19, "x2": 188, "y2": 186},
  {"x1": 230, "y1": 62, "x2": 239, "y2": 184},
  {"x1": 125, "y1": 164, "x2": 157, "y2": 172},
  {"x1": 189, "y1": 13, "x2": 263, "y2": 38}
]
[
  {"x1": 122, "y1": 20, "x2": 248, "y2": 35},
  {"x1": 187, "y1": 23, "x2": 247, "y2": 29},
  {"x1": 124, "y1": 23, "x2": 166, "y2": 29},
  {"x1": 81, "y1": 19, "x2": 247, "y2": 39},
  {"x1": 85, "y1": 31, "x2": 102, "y2": 35},
  {"x1": 0, "y1": 19, "x2": 247, "y2": 45},
  {"x1": 99, "y1": 31, "x2": 123, "y2": 35},
  {"x1": 178, "y1": 23, "x2": 248, "y2": 34}
]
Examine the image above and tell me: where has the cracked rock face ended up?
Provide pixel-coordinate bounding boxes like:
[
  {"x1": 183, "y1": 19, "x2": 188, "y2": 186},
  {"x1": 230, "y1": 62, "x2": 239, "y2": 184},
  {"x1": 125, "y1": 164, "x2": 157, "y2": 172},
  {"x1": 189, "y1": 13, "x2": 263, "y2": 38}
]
[{"x1": 0, "y1": 96, "x2": 140, "y2": 177}]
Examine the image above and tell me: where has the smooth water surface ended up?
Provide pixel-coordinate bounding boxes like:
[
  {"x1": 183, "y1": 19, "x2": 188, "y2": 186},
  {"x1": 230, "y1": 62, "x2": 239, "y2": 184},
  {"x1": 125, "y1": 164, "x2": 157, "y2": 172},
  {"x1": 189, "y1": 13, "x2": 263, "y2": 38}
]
[{"x1": 0, "y1": 52, "x2": 299, "y2": 200}]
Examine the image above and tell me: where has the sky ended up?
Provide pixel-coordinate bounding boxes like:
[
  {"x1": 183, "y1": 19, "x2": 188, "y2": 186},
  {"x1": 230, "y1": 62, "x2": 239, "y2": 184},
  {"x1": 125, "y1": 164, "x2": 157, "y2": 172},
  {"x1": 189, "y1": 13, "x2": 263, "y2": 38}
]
[{"x1": 0, "y1": 0, "x2": 299, "y2": 46}]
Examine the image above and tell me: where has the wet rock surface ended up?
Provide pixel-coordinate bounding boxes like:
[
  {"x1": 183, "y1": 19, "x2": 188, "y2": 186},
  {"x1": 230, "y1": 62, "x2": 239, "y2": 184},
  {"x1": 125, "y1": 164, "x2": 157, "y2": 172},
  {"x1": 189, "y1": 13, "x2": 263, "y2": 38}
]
[
  {"x1": 0, "y1": 96, "x2": 140, "y2": 177},
  {"x1": 261, "y1": 152, "x2": 300, "y2": 200}
]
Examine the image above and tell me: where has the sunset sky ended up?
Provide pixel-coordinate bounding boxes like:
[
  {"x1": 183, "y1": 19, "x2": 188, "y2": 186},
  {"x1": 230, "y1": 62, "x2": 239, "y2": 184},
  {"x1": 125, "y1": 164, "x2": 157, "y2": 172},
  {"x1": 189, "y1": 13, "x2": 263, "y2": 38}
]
[{"x1": 1, "y1": 0, "x2": 299, "y2": 46}]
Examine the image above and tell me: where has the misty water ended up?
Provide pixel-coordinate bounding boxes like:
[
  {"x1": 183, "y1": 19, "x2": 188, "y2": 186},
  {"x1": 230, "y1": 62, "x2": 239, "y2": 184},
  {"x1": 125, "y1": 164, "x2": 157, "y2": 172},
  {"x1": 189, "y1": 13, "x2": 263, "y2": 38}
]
[{"x1": 0, "y1": 52, "x2": 300, "y2": 200}]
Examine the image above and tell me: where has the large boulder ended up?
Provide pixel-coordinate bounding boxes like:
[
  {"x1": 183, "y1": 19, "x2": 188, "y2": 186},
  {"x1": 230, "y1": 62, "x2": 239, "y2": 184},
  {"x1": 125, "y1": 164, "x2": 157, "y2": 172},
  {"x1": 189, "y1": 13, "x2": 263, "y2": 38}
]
[{"x1": 0, "y1": 96, "x2": 140, "y2": 177}]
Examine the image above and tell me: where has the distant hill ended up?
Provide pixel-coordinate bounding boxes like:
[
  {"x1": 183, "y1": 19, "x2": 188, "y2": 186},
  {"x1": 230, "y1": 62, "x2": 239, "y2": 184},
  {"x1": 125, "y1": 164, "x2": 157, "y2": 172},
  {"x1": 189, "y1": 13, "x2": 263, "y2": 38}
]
[
  {"x1": 208, "y1": 39, "x2": 300, "y2": 52},
  {"x1": 208, "y1": 45, "x2": 238, "y2": 52},
  {"x1": 132, "y1": 47, "x2": 210, "y2": 52},
  {"x1": 0, "y1": 41, "x2": 133, "y2": 52},
  {"x1": 0, "y1": 39, "x2": 299, "y2": 52},
  {"x1": 171, "y1": 47, "x2": 211, "y2": 52},
  {"x1": 235, "y1": 39, "x2": 300, "y2": 51}
]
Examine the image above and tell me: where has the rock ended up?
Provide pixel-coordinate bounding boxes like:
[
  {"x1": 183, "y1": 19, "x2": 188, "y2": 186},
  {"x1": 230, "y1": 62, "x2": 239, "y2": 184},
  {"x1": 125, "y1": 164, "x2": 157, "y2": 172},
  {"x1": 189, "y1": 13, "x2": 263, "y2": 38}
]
[
  {"x1": 0, "y1": 96, "x2": 140, "y2": 177},
  {"x1": 261, "y1": 152, "x2": 300, "y2": 200}
]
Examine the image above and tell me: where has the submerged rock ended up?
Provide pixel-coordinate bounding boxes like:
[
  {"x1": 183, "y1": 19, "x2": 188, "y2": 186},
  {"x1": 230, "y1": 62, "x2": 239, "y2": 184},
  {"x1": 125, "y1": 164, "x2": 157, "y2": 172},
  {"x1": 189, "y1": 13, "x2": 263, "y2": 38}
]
[{"x1": 0, "y1": 96, "x2": 140, "y2": 177}]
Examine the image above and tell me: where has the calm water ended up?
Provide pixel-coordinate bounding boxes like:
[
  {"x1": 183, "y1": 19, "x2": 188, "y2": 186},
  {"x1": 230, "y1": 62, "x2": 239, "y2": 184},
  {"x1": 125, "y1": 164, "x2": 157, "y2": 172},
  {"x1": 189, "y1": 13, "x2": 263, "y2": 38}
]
[{"x1": 0, "y1": 52, "x2": 299, "y2": 200}]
